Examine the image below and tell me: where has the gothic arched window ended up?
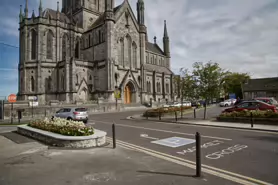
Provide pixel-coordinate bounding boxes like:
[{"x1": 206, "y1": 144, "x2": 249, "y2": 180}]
[
  {"x1": 132, "y1": 42, "x2": 137, "y2": 69},
  {"x1": 62, "y1": 34, "x2": 68, "y2": 60},
  {"x1": 46, "y1": 30, "x2": 54, "y2": 60},
  {"x1": 89, "y1": 34, "x2": 91, "y2": 46},
  {"x1": 119, "y1": 38, "x2": 124, "y2": 66},
  {"x1": 31, "y1": 76, "x2": 35, "y2": 92},
  {"x1": 48, "y1": 77, "x2": 52, "y2": 91},
  {"x1": 126, "y1": 35, "x2": 132, "y2": 68},
  {"x1": 31, "y1": 30, "x2": 37, "y2": 60},
  {"x1": 76, "y1": 74, "x2": 79, "y2": 85},
  {"x1": 61, "y1": 75, "x2": 65, "y2": 90},
  {"x1": 75, "y1": 38, "x2": 80, "y2": 59}
]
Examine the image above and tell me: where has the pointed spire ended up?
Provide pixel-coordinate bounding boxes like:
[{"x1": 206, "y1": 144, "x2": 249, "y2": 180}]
[
  {"x1": 19, "y1": 5, "x2": 23, "y2": 22},
  {"x1": 57, "y1": 1, "x2": 60, "y2": 12},
  {"x1": 163, "y1": 20, "x2": 169, "y2": 38},
  {"x1": 39, "y1": 0, "x2": 42, "y2": 17},
  {"x1": 32, "y1": 10, "x2": 35, "y2": 18},
  {"x1": 154, "y1": 36, "x2": 157, "y2": 44},
  {"x1": 137, "y1": 0, "x2": 145, "y2": 25},
  {"x1": 24, "y1": 0, "x2": 28, "y2": 18}
]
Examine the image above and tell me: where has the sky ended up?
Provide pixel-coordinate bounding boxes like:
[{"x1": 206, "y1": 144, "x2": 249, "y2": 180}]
[{"x1": 1, "y1": 0, "x2": 278, "y2": 98}]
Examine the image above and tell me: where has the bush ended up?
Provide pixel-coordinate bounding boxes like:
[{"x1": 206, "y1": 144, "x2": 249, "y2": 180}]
[
  {"x1": 219, "y1": 110, "x2": 278, "y2": 118},
  {"x1": 28, "y1": 118, "x2": 94, "y2": 136},
  {"x1": 143, "y1": 106, "x2": 192, "y2": 117}
]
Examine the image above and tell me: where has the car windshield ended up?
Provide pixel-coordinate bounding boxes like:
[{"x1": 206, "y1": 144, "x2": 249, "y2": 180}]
[{"x1": 75, "y1": 108, "x2": 88, "y2": 112}]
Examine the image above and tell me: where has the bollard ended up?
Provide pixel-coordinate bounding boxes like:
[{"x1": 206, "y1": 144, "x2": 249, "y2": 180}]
[
  {"x1": 250, "y1": 112, "x2": 254, "y2": 128},
  {"x1": 112, "y1": 123, "x2": 116, "y2": 149},
  {"x1": 158, "y1": 110, "x2": 161, "y2": 120},
  {"x1": 195, "y1": 132, "x2": 201, "y2": 177},
  {"x1": 194, "y1": 108, "x2": 196, "y2": 119},
  {"x1": 175, "y1": 111, "x2": 178, "y2": 122}
]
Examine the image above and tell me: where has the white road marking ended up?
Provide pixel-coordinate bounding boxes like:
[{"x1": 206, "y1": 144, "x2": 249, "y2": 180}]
[
  {"x1": 206, "y1": 145, "x2": 248, "y2": 160},
  {"x1": 91, "y1": 119, "x2": 232, "y2": 141},
  {"x1": 140, "y1": 134, "x2": 159, "y2": 140}
]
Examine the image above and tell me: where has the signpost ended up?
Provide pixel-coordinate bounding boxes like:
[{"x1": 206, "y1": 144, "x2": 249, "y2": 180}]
[
  {"x1": 8, "y1": 94, "x2": 17, "y2": 124},
  {"x1": 114, "y1": 87, "x2": 121, "y2": 110},
  {"x1": 0, "y1": 100, "x2": 4, "y2": 120},
  {"x1": 28, "y1": 96, "x2": 38, "y2": 118}
]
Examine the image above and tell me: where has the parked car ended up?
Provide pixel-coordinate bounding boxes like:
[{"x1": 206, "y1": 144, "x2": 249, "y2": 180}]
[
  {"x1": 219, "y1": 99, "x2": 233, "y2": 107},
  {"x1": 52, "y1": 107, "x2": 89, "y2": 123},
  {"x1": 253, "y1": 97, "x2": 278, "y2": 106},
  {"x1": 222, "y1": 100, "x2": 277, "y2": 113},
  {"x1": 173, "y1": 101, "x2": 192, "y2": 107}
]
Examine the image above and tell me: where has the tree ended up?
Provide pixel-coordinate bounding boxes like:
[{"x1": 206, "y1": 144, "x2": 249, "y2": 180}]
[
  {"x1": 192, "y1": 61, "x2": 225, "y2": 119},
  {"x1": 222, "y1": 72, "x2": 250, "y2": 99}
]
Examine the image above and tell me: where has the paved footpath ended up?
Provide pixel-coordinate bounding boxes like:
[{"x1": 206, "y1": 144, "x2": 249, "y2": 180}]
[{"x1": 89, "y1": 111, "x2": 278, "y2": 185}]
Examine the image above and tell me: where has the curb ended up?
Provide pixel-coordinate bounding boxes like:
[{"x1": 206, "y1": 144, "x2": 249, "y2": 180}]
[{"x1": 127, "y1": 116, "x2": 278, "y2": 133}]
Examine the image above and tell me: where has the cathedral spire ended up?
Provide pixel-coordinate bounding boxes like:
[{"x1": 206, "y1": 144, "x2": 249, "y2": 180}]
[
  {"x1": 19, "y1": 5, "x2": 23, "y2": 22},
  {"x1": 32, "y1": 10, "x2": 35, "y2": 18},
  {"x1": 163, "y1": 20, "x2": 169, "y2": 38},
  {"x1": 163, "y1": 20, "x2": 170, "y2": 57},
  {"x1": 39, "y1": 0, "x2": 42, "y2": 17},
  {"x1": 137, "y1": 0, "x2": 145, "y2": 25},
  {"x1": 24, "y1": 0, "x2": 28, "y2": 18},
  {"x1": 57, "y1": 1, "x2": 60, "y2": 12}
]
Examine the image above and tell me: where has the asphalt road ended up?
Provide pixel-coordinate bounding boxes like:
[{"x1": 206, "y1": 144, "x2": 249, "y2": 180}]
[{"x1": 89, "y1": 108, "x2": 278, "y2": 185}]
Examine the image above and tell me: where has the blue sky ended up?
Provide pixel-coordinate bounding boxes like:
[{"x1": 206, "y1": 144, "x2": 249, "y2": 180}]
[{"x1": 1, "y1": 0, "x2": 278, "y2": 98}]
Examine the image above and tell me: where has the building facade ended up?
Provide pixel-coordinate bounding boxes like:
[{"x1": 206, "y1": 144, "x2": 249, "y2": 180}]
[
  {"x1": 18, "y1": 0, "x2": 174, "y2": 104},
  {"x1": 242, "y1": 77, "x2": 278, "y2": 100}
]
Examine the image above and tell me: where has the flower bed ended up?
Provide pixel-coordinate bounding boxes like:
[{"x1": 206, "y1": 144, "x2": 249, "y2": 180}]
[
  {"x1": 28, "y1": 118, "x2": 94, "y2": 136},
  {"x1": 219, "y1": 110, "x2": 278, "y2": 118},
  {"x1": 143, "y1": 106, "x2": 192, "y2": 117}
]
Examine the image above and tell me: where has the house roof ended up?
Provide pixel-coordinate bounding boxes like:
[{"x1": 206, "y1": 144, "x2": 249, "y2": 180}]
[
  {"x1": 242, "y1": 77, "x2": 278, "y2": 91},
  {"x1": 146, "y1": 42, "x2": 165, "y2": 55},
  {"x1": 144, "y1": 64, "x2": 173, "y2": 75}
]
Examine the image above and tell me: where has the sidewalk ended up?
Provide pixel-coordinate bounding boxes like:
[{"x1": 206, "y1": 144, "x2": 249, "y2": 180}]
[{"x1": 129, "y1": 114, "x2": 278, "y2": 132}]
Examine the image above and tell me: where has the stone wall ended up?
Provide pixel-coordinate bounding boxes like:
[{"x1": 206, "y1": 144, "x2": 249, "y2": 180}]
[{"x1": 2, "y1": 102, "x2": 132, "y2": 120}]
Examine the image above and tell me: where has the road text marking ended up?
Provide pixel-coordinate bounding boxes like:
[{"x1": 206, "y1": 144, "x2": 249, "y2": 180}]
[
  {"x1": 177, "y1": 140, "x2": 224, "y2": 155},
  {"x1": 206, "y1": 145, "x2": 248, "y2": 160}
]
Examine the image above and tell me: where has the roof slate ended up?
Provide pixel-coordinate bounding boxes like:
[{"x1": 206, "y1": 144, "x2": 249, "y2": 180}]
[
  {"x1": 242, "y1": 77, "x2": 278, "y2": 91},
  {"x1": 146, "y1": 42, "x2": 165, "y2": 55},
  {"x1": 143, "y1": 64, "x2": 173, "y2": 75},
  {"x1": 42, "y1": 8, "x2": 71, "y2": 23}
]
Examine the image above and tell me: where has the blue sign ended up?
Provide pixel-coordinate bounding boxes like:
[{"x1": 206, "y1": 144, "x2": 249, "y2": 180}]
[
  {"x1": 229, "y1": 93, "x2": 236, "y2": 99},
  {"x1": 151, "y1": 137, "x2": 196, "y2": 148}
]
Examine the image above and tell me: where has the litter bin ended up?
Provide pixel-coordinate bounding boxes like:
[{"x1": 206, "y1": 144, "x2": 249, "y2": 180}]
[{"x1": 17, "y1": 109, "x2": 25, "y2": 123}]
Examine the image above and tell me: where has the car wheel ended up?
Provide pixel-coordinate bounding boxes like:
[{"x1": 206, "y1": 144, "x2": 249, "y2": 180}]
[
  {"x1": 67, "y1": 117, "x2": 72, "y2": 120},
  {"x1": 225, "y1": 104, "x2": 228, "y2": 107},
  {"x1": 83, "y1": 120, "x2": 88, "y2": 124}
]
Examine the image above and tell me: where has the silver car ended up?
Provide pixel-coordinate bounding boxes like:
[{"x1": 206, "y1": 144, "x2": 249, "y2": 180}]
[{"x1": 53, "y1": 107, "x2": 89, "y2": 123}]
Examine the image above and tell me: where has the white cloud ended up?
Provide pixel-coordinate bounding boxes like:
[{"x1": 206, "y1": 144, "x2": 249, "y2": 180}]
[{"x1": 1, "y1": 0, "x2": 278, "y2": 80}]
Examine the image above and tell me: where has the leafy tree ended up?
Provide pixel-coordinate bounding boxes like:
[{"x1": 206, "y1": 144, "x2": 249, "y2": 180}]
[
  {"x1": 179, "y1": 68, "x2": 197, "y2": 101},
  {"x1": 222, "y1": 72, "x2": 250, "y2": 99},
  {"x1": 192, "y1": 61, "x2": 226, "y2": 119}
]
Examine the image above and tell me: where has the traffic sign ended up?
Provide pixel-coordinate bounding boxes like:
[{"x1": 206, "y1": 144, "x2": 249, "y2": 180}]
[
  {"x1": 28, "y1": 96, "x2": 38, "y2": 101},
  {"x1": 114, "y1": 90, "x2": 121, "y2": 99},
  {"x1": 8, "y1": 94, "x2": 17, "y2": 103}
]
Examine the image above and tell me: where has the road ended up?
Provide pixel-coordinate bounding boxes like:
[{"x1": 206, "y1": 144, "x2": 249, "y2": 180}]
[{"x1": 89, "y1": 108, "x2": 278, "y2": 185}]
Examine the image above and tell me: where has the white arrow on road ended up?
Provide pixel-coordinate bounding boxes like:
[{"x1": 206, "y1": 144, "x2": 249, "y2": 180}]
[{"x1": 140, "y1": 134, "x2": 159, "y2": 140}]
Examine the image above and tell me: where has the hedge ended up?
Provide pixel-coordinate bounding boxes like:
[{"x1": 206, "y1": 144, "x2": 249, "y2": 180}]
[
  {"x1": 143, "y1": 106, "x2": 192, "y2": 117},
  {"x1": 219, "y1": 110, "x2": 278, "y2": 118}
]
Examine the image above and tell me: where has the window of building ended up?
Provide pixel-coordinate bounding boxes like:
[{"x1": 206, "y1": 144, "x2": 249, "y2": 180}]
[
  {"x1": 48, "y1": 77, "x2": 52, "y2": 91},
  {"x1": 126, "y1": 35, "x2": 132, "y2": 68},
  {"x1": 119, "y1": 38, "x2": 124, "y2": 66},
  {"x1": 166, "y1": 83, "x2": 169, "y2": 93},
  {"x1": 46, "y1": 30, "x2": 54, "y2": 60},
  {"x1": 31, "y1": 76, "x2": 35, "y2": 92},
  {"x1": 31, "y1": 30, "x2": 37, "y2": 60},
  {"x1": 132, "y1": 42, "x2": 137, "y2": 68},
  {"x1": 75, "y1": 39, "x2": 80, "y2": 59},
  {"x1": 89, "y1": 34, "x2": 91, "y2": 46},
  {"x1": 62, "y1": 34, "x2": 68, "y2": 60}
]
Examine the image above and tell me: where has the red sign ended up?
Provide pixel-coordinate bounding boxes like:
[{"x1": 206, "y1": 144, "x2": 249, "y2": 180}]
[{"x1": 8, "y1": 94, "x2": 17, "y2": 103}]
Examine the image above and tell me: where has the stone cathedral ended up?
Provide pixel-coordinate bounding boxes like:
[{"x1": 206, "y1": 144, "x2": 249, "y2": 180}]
[{"x1": 18, "y1": 0, "x2": 174, "y2": 105}]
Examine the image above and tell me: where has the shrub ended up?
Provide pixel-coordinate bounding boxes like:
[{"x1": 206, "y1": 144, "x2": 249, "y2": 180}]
[
  {"x1": 143, "y1": 106, "x2": 192, "y2": 117},
  {"x1": 219, "y1": 110, "x2": 278, "y2": 118},
  {"x1": 28, "y1": 118, "x2": 94, "y2": 136}
]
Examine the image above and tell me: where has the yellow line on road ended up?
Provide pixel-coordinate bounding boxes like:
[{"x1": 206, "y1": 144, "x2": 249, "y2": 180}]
[
  {"x1": 91, "y1": 119, "x2": 232, "y2": 141},
  {"x1": 107, "y1": 138, "x2": 273, "y2": 185}
]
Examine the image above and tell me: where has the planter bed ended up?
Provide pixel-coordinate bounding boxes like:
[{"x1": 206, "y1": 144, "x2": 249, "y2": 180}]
[
  {"x1": 17, "y1": 125, "x2": 107, "y2": 149},
  {"x1": 217, "y1": 117, "x2": 278, "y2": 125}
]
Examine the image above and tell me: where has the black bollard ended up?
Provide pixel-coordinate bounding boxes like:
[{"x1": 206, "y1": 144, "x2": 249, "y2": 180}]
[
  {"x1": 194, "y1": 108, "x2": 196, "y2": 119},
  {"x1": 159, "y1": 110, "x2": 161, "y2": 120},
  {"x1": 175, "y1": 111, "x2": 177, "y2": 122},
  {"x1": 250, "y1": 112, "x2": 254, "y2": 128},
  {"x1": 112, "y1": 123, "x2": 116, "y2": 149},
  {"x1": 195, "y1": 132, "x2": 201, "y2": 177}
]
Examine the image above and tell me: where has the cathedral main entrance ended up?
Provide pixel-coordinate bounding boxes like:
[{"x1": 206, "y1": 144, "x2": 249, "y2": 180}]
[{"x1": 124, "y1": 82, "x2": 135, "y2": 104}]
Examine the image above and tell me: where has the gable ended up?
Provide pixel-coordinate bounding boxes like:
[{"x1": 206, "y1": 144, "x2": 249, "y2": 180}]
[
  {"x1": 114, "y1": 1, "x2": 139, "y2": 31},
  {"x1": 146, "y1": 42, "x2": 165, "y2": 56}
]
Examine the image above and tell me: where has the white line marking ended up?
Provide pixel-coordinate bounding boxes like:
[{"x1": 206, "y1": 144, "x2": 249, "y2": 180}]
[
  {"x1": 91, "y1": 119, "x2": 232, "y2": 141},
  {"x1": 140, "y1": 134, "x2": 159, "y2": 140}
]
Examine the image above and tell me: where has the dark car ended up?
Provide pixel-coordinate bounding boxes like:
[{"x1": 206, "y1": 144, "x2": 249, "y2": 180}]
[{"x1": 222, "y1": 100, "x2": 277, "y2": 113}]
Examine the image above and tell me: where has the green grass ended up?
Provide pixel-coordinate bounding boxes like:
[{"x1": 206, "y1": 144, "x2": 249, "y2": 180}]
[{"x1": 0, "y1": 122, "x2": 29, "y2": 126}]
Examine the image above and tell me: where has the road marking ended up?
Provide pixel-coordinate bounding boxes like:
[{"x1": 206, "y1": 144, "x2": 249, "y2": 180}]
[
  {"x1": 151, "y1": 137, "x2": 196, "y2": 148},
  {"x1": 206, "y1": 145, "x2": 248, "y2": 160},
  {"x1": 137, "y1": 119, "x2": 278, "y2": 135},
  {"x1": 106, "y1": 137, "x2": 273, "y2": 185},
  {"x1": 140, "y1": 134, "x2": 159, "y2": 140},
  {"x1": 177, "y1": 140, "x2": 224, "y2": 155},
  {"x1": 91, "y1": 119, "x2": 232, "y2": 141}
]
